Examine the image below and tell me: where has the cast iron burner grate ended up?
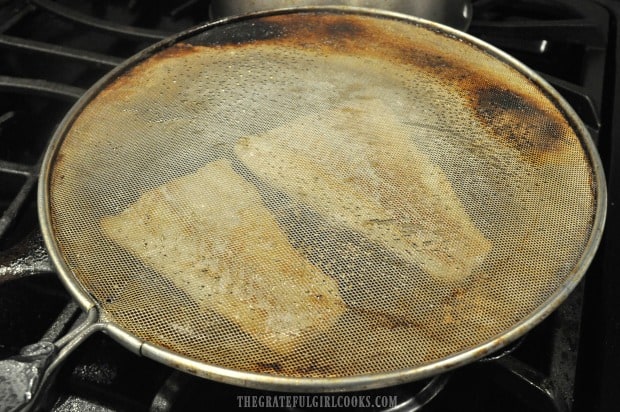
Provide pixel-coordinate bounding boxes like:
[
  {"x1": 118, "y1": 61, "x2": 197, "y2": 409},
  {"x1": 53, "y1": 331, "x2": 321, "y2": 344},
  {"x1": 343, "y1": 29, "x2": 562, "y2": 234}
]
[{"x1": 0, "y1": 1, "x2": 619, "y2": 411}]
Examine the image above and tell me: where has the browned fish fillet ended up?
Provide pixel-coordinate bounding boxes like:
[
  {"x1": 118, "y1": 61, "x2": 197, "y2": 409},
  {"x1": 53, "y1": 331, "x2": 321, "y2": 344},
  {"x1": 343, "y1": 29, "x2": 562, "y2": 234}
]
[
  {"x1": 100, "y1": 159, "x2": 345, "y2": 354},
  {"x1": 234, "y1": 99, "x2": 492, "y2": 281}
]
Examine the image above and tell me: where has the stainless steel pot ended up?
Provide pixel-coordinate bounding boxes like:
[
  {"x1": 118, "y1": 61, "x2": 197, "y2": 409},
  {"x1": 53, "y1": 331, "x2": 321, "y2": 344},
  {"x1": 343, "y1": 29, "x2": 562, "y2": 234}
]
[{"x1": 210, "y1": 0, "x2": 473, "y2": 30}]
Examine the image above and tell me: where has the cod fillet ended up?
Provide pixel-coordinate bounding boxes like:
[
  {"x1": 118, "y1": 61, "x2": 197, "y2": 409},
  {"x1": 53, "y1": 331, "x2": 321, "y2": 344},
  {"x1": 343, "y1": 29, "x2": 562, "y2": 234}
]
[
  {"x1": 234, "y1": 99, "x2": 491, "y2": 281},
  {"x1": 100, "y1": 159, "x2": 345, "y2": 355}
]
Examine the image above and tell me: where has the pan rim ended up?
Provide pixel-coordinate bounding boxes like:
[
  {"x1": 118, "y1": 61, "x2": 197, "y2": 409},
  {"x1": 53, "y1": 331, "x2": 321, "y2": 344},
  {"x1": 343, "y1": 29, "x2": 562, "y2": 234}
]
[{"x1": 38, "y1": 5, "x2": 608, "y2": 392}]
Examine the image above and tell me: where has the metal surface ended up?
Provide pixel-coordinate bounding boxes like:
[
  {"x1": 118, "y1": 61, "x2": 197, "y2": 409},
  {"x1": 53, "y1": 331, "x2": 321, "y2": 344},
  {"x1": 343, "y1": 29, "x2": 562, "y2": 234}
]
[
  {"x1": 383, "y1": 374, "x2": 450, "y2": 412},
  {"x1": 30, "y1": 0, "x2": 172, "y2": 41},
  {"x1": 0, "y1": 34, "x2": 123, "y2": 68},
  {"x1": 0, "y1": 342, "x2": 56, "y2": 412},
  {"x1": 37, "y1": 7, "x2": 606, "y2": 393},
  {"x1": 0, "y1": 232, "x2": 53, "y2": 284},
  {"x1": 0, "y1": 308, "x2": 100, "y2": 412},
  {"x1": 0, "y1": 76, "x2": 85, "y2": 101},
  {"x1": 210, "y1": 0, "x2": 473, "y2": 31}
]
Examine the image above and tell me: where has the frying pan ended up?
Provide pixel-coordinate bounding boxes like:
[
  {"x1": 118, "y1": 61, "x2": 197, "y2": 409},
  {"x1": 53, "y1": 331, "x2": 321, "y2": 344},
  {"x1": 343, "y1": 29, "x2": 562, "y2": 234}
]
[{"x1": 0, "y1": 6, "x2": 606, "y2": 411}]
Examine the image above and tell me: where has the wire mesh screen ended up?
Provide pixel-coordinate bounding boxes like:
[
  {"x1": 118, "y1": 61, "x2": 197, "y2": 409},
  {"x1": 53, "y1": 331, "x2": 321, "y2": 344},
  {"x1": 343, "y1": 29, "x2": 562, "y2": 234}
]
[{"x1": 46, "y1": 11, "x2": 597, "y2": 381}]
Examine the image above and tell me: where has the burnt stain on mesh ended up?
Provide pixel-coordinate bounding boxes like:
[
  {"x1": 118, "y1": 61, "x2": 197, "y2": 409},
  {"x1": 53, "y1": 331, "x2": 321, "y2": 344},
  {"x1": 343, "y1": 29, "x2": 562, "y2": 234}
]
[
  {"x1": 151, "y1": 42, "x2": 199, "y2": 59},
  {"x1": 255, "y1": 12, "x2": 475, "y2": 90},
  {"x1": 189, "y1": 13, "x2": 365, "y2": 48},
  {"x1": 255, "y1": 361, "x2": 283, "y2": 373},
  {"x1": 255, "y1": 13, "x2": 368, "y2": 43},
  {"x1": 295, "y1": 362, "x2": 332, "y2": 375},
  {"x1": 51, "y1": 152, "x2": 66, "y2": 188},
  {"x1": 167, "y1": 14, "x2": 474, "y2": 86},
  {"x1": 473, "y1": 86, "x2": 568, "y2": 161},
  {"x1": 192, "y1": 20, "x2": 285, "y2": 47},
  {"x1": 192, "y1": 13, "x2": 370, "y2": 51},
  {"x1": 397, "y1": 49, "x2": 457, "y2": 75},
  {"x1": 97, "y1": 42, "x2": 199, "y2": 99},
  {"x1": 323, "y1": 18, "x2": 365, "y2": 37}
]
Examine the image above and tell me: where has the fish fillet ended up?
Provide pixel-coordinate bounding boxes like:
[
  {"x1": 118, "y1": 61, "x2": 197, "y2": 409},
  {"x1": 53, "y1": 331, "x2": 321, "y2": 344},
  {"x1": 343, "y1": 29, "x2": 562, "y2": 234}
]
[
  {"x1": 100, "y1": 159, "x2": 345, "y2": 354},
  {"x1": 234, "y1": 99, "x2": 491, "y2": 281}
]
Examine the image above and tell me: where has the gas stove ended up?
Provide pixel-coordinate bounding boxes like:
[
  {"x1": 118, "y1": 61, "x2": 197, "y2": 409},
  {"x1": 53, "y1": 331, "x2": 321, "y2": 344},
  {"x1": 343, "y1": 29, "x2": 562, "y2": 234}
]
[{"x1": 0, "y1": 1, "x2": 618, "y2": 411}]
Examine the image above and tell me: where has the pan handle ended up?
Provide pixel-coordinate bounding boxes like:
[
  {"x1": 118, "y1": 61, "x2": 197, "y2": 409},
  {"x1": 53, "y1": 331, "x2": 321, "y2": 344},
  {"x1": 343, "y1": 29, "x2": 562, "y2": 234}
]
[
  {"x1": 0, "y1": 308, "x2": 101, "y2": 412},
  {"x1": 0, "y1": 231, "x2": 53, "y2": 284}
]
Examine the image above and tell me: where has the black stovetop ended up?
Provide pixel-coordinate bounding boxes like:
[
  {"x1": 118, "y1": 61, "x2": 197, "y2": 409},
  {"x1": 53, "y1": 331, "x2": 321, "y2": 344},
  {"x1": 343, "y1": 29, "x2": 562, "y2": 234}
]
[{"x1": 0, "y1": 1, "x2": 619, "y2": 411}]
